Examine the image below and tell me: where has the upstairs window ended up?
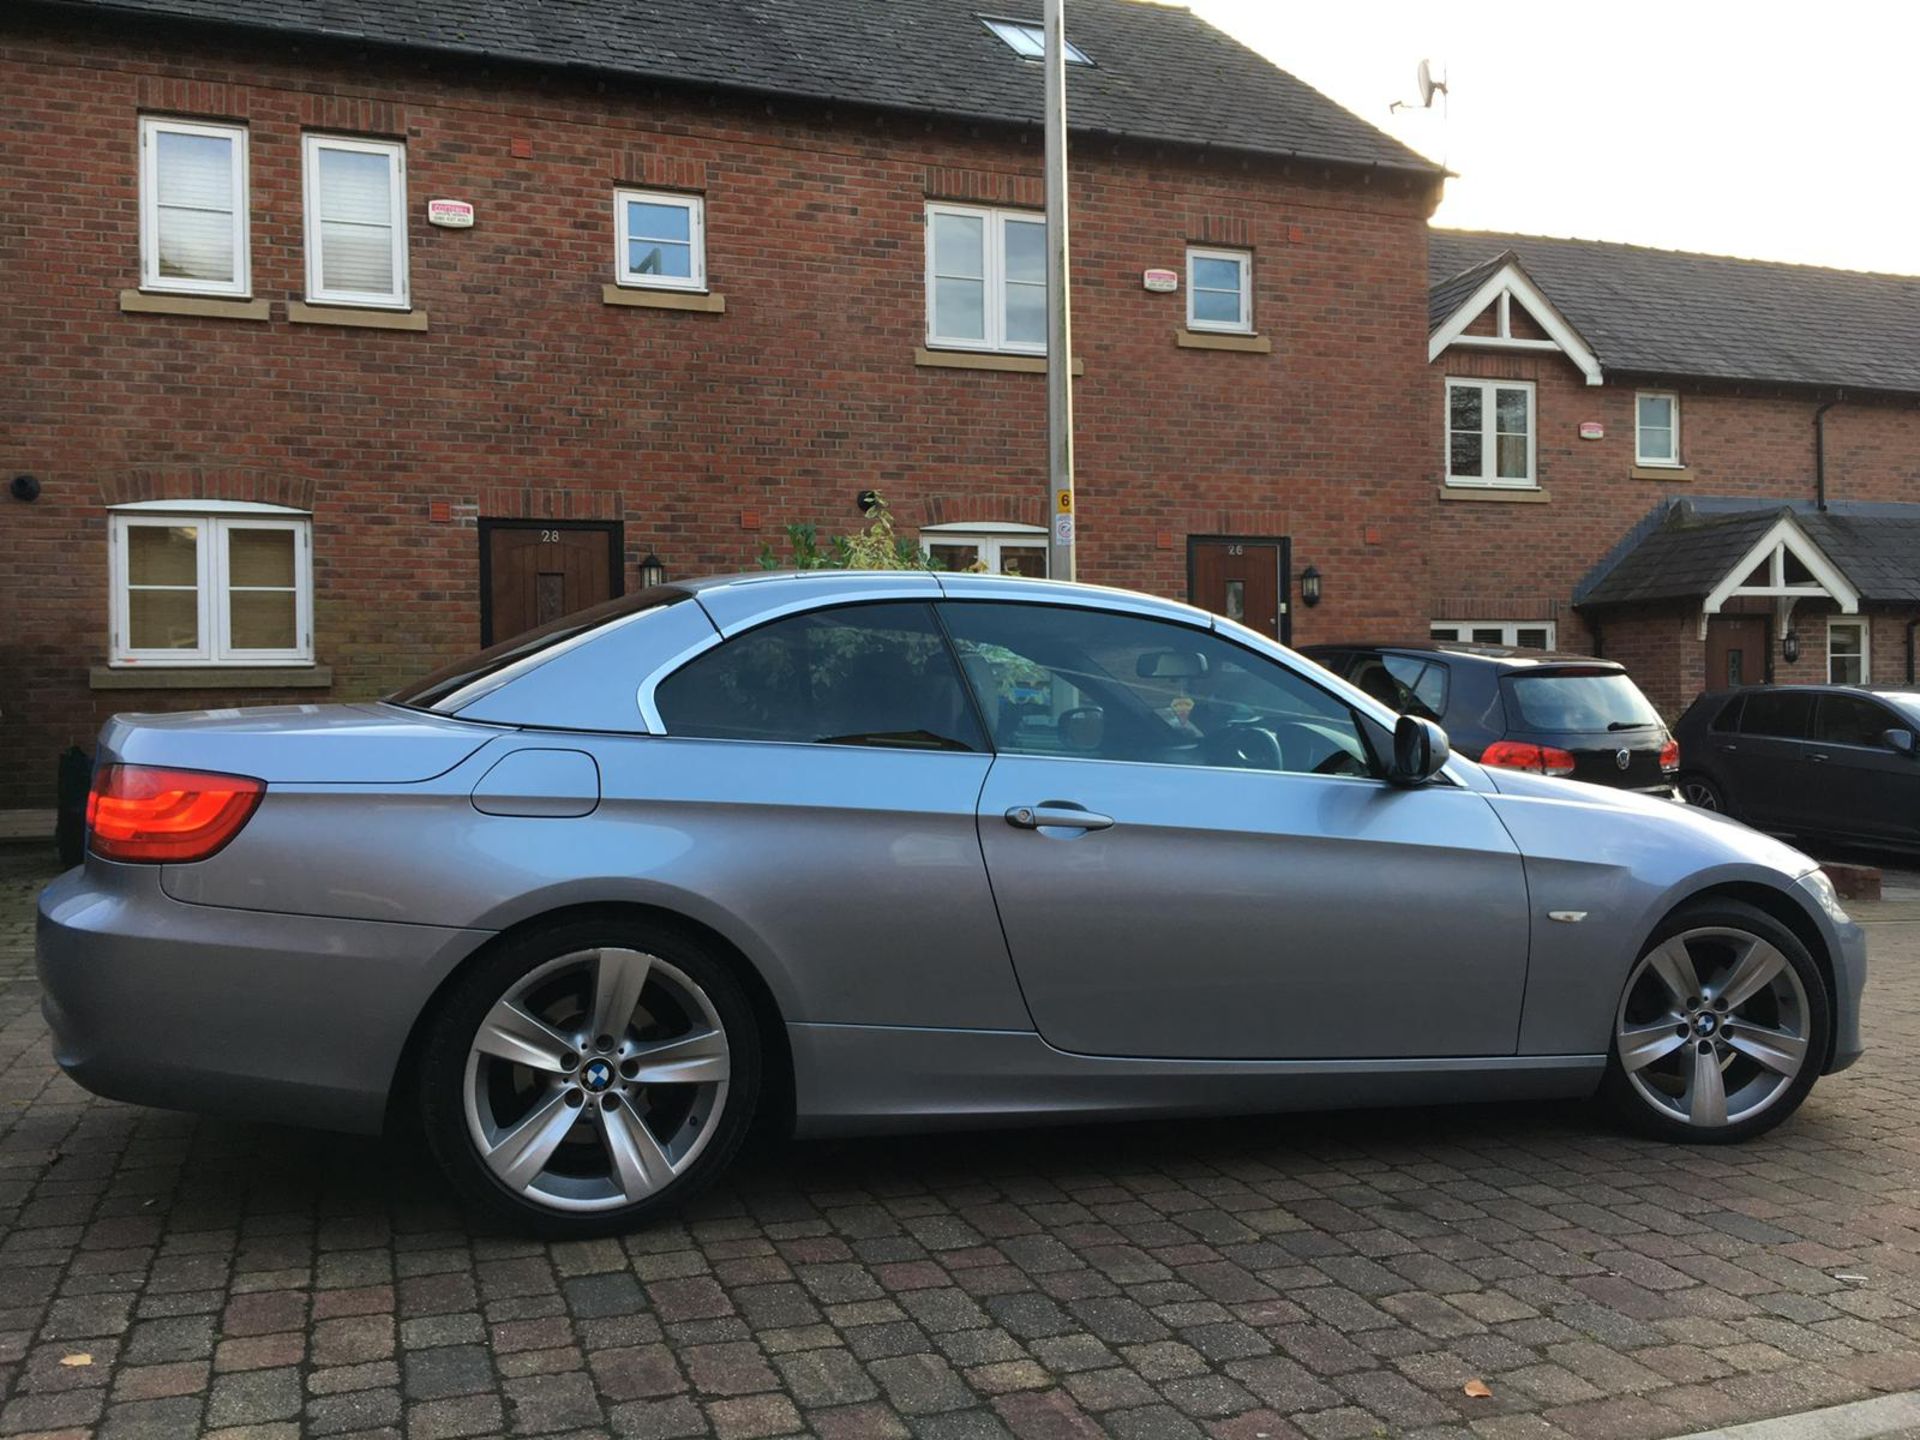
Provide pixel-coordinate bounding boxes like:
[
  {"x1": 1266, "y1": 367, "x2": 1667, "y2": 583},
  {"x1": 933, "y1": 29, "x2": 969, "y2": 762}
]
[
  {"x1": 1637, "y1": 391, "x2": 1680, "y2": 466},
  {"x1": 926, "y1": 203, "x2": 1046, "y2": 354},
  {"x1": 981, "y1": 18, "x2": 1091, "y2": 64},
  {"x1": 1446, "y1": 378, "x2": 1535, "y2": 488},
  {"x1": 139, "y1": 117, "x2": 250, "y2": 297},
  {"x1": 1186, "y1": 246, "x2": 1252, "y2": 333},
  {"x1": 615, "y1": 190, "x2": 707, "y2": 292},
  {"x1": 109, "y1": 506, "x2": 313, "y2": 666},
  {"x1": 303, "y1": 134, "x2": 409, "y2": 308}
]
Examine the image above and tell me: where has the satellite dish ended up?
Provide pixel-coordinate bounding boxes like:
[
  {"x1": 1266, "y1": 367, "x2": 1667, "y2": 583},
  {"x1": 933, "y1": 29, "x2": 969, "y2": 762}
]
[{"x1": 1416, "y1": 59, "x2": 1448, "y2": 108}]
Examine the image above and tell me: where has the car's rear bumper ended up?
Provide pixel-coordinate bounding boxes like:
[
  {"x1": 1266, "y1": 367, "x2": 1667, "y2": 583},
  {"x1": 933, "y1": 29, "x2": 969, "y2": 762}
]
[{"x1": 37, "y1": 862, "x2": 490, "y2": 1133}]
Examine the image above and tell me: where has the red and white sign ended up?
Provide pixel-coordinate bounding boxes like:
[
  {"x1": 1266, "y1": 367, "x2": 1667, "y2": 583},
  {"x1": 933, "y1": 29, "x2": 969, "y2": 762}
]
[
  {"x1": 427, "y1": 199, "x2": 475, "y2": 229},
  {"x1": 1578, "y1": 420, "x2": 1605, "y2": 440},
  {"x1": 1142, "y1": 268, "x2": 1179, "y2": 293}
]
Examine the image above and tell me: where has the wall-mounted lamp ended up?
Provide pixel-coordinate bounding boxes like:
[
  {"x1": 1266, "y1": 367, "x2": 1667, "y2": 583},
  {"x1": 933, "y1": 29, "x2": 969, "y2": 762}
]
[
  {"x1": 856, "y1": 489, "x2": 880, "y2": 515},
  {"x1": 638, "y1": 550, "x2": 666, "y2": 590},
  {"x1": 9, "y1": 474, "x2": 40, "y2": 502},
  {"x1": 1782, "y1": 629, "x2": 1801, "y2": 664},
  {"x1": 1300, "y1": 565, "x2": 1323, "y2": 608}
]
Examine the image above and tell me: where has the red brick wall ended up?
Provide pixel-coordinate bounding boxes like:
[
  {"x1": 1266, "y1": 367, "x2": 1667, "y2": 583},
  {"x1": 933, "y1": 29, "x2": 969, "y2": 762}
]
[
  {"x1": 1427, "y1": 341, "x2": 1920, "y2": 712},
  {"x1": 0, "y1": 15, "x2": 1440, "y2": 804}
]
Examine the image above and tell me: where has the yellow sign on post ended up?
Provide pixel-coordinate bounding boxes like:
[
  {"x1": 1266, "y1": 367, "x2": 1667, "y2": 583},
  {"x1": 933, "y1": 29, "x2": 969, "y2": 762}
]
[{"x1": 1056, "y1": 488, "x2": 1073, "y2": 515}]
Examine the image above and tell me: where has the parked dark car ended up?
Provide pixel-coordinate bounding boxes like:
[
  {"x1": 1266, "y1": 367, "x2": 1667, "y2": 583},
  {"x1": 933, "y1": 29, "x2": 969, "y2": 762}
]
[
  {"x1": 1303, "y1": 642, "x2": 1679, "y2": 795},
  {"x1": 1674, "y1": 685, "x2": 1920, "y2": 846}
]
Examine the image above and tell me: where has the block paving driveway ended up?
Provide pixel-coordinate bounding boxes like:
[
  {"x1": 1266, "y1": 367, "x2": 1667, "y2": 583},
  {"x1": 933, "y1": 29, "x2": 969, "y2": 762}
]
[{"x1": 3, "y1": 849, "x2": 1919, "y2": 1440}]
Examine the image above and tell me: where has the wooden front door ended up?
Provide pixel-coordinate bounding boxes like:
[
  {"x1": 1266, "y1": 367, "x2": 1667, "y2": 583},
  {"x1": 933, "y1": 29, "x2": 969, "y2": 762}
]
[
  {"x1": 1705, "y1": 615, "x2": 1768, "y2": 690},
  {"x1": 1189, "y1": 536, "x2": 1288, "y2": 641},
  {"x1": 480, "y1": 521, "x2": 623, "y2": 645}
]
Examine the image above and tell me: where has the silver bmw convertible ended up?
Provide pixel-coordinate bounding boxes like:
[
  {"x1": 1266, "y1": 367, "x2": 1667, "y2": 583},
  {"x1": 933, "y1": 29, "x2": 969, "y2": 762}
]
[{"x1": 40, "y1": 572, "x2": 1866, "y2": 1234}]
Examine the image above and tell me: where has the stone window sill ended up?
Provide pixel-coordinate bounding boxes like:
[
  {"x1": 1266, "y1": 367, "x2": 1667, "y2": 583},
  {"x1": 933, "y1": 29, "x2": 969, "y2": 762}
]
[
  {"x1": 602, "y1": 285, "x2": 727, "y2": 313},
  {"x1": 1176, "y1": 330, "x2": 1272, "y2": 353},
  {"x1": 1438, "y1": 485, "x2": 1551, "y2": 504},
  {"x1": 288, "y1": 302, "x2": 429, "y2": 331},
  {"x1": 1631, "y1": 465, "x2": 1692, "y2": 481},
  {"x1": 120, "y1": 289, "x2": 270, "y2": 322},
  {"x1": 90, "y1": 665, "x2": 332, "y2": 691},
  {"x1": 915, "y1": 347, "x2": 1085, "y2": 375}
]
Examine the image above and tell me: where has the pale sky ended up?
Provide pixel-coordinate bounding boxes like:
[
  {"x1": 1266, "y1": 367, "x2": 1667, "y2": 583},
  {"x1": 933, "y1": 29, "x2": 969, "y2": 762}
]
[{"x1": 1187, "y1": 1, "x2": 1920, "y2": 276}]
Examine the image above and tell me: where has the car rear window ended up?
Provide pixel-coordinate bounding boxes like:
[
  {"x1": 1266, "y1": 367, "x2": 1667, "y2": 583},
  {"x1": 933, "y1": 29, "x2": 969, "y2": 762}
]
[
  {"x1": 1738, "y1": 690, "x2": 1814, "y2": 740},
  {"x1": 392, "y1": 587, "x2": 691, "y2": 713},
  {"x1": 1503, "y1": 669, "x2": 1662, "y2": 734}
]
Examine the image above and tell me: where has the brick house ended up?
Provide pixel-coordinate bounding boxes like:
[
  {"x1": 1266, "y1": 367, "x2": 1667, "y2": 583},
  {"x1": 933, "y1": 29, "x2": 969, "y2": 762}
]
[
  {"x1": 1425, "y1": 231, "x2": 1920, "y2": 716},
  {"x1": 0, "y1": 0, "x2": 1444, "y2": 806}
]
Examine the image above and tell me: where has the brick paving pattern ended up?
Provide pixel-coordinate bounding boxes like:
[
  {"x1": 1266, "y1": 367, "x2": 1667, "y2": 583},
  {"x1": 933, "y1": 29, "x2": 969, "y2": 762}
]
[{"x1": 3, "y1": 848, "x2": 1918, "y2": 1439}]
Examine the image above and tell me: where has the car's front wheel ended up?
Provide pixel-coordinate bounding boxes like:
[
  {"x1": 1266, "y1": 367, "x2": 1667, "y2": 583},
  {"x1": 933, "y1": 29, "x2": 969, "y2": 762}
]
[
  {"x1": 1600, "y1": 899, "x2": 1828, "y2": 1143},
  {"x1": 418, "y1": 917, "x2": 760, "y2": 1235}
]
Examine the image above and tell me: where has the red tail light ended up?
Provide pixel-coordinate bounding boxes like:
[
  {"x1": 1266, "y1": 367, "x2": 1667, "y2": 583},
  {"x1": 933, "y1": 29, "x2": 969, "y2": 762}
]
[
  {"x1": 1480, "y1": 741, "x2": 1578, "y2": 777},
  {"x1": 1659, "y1": 739, "x2": 1680, "y2": 774},
  {"x1": 87, "y1": 764, "x2": 265, "y2": 863}
]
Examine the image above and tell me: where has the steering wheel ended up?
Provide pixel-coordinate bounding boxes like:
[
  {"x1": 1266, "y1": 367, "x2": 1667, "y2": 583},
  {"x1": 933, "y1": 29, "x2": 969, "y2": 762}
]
[{"x1": 1212, "y1": 723, "x2": 1284, "y2": 771}]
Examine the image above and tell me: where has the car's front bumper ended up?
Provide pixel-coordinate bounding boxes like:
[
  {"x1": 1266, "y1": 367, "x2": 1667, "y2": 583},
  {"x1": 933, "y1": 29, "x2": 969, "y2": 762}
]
[{"x1": 37, "y1": 861, "x2": 490, "y2": 1133}]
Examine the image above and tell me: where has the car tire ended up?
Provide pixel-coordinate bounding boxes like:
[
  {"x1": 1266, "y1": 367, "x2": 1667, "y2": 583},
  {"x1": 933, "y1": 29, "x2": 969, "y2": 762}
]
[
  {"x1": 1599, "y1": 898, "x2": 1828, "y2": 1144},
  {"x1": 1678, "y1": 773, "x2": 1731, "y2": 816},
  {"x1": 418, "y1": 916, "x2": 761, "y2": 1236}
]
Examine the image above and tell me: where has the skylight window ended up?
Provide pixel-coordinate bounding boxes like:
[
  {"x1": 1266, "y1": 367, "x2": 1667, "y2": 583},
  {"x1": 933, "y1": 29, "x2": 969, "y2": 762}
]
[{"x1": 982, "y1": 17, "x2": 1091, "y2": 65}]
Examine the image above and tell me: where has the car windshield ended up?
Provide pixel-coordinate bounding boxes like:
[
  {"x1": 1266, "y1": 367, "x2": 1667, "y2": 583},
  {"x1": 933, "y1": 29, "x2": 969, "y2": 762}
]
[
  {"x1": 391, "y1": 587, "x2": 690, "y2": 714},
  {"x1": 1504, "y1": 669, "x2": 1663, "y2": 734}
]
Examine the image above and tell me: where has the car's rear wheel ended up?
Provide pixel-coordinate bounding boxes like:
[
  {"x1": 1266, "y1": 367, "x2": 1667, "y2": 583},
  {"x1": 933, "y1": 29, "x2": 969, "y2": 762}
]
[
  {"x1": 1600, "y1": 900, "x2": 1827, "y2": 1143},
  {"x1": 419, "y1": 917, "x2": 760, "y2": 1235},
  {"x1": 1678, "y1": 773, "x2": 1729, "y2": 814}
]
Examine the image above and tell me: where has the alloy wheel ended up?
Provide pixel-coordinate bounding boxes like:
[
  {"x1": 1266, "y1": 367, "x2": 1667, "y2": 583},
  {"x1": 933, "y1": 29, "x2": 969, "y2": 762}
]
[
  {"x1": 462, "y1": 947, "x2": 730, "y2": 1212},
  {"x1": 1680, "y1": 779, "x2": 1721, "y2": 811},
  {"x1": 1614, "y1": 926, "x2": 1810, "y2": 1129}
]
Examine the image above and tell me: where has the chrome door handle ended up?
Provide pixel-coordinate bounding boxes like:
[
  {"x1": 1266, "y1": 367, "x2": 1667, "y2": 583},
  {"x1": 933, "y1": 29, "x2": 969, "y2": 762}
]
[
  {"x1": 1006, "y1": 803, "x2": 1115, "y2": 831},
  {"x1": 1808, "y1": 752, "x2": 1830, "y2": 764}
]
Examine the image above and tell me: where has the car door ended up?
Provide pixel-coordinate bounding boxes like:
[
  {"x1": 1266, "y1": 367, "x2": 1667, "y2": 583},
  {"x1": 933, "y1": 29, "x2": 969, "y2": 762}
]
[
  {"x1": 1806, "y1": 692, "x2": 1920, "y2": 843},
  {"x1": 639, "y1": 598, "x2": 1030, "y2": 1031},
  {"x1": 1717, "y1": 689, "x2": 1815, "y2": 829},
  {"x1": 943, "y1": 601, "x2": 1532, "y2": 1061}
]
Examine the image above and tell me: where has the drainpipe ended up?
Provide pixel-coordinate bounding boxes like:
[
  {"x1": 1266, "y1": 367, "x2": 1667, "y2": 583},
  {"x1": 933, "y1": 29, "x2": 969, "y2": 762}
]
[
  {"x1": 1907, "y1": 617, "x2": 1920, "y2": 684},
  {"x1": 1814, "y1": 398, "x2": 1839, "y2": 511}
]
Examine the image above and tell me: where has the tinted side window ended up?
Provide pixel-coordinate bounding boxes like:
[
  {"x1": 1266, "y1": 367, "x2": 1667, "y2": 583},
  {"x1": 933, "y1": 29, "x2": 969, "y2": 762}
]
[
  {"x1": 1709, "y1": 694, "x2": 1746, "y2": 733},
  {"x1": 1814, "y1": 694, "x2": 1900, "y2": 748},
  {"x1": 1385, "y1": 655, "x2": 1449, "y2": 720},
  {"x1": 941, "y1": 602, "x2": 1376, "y2": 779},
  {"x1": 655, "y1": 602, "x2": 985, "y2": 751},
  {"x1": 1738, "y1": 690, "x2": 1815, "y2": 740}
]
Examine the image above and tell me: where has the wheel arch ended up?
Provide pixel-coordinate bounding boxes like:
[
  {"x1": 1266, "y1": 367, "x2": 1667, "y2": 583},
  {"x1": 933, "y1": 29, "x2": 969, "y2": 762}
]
[{"x1": 383, "y1": 901, "x2": 796, "y2": 1144}]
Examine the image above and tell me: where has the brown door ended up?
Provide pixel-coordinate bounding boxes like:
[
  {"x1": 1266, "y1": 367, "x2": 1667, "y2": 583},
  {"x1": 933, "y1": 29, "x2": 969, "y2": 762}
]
[
  {"x1": 481, "y1": 521, "x2": 623, "y2": 645},
  {"x1": 1705, "y1": 615, "x2": 1768, "y2": 690},
  {"x1": 1189, "y1": 537, "x2": 1288, "y2": 641}
]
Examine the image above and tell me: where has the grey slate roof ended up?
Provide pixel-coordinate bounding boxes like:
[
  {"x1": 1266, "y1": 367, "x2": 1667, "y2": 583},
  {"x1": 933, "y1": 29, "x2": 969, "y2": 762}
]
[
  {"x1": 35, "y1": 0, "x2": 1438, "y2": 174},
  {"x1": 1430, "y1": 230, "x2": 1920, "y2": 396},
  {"x1": 1577, "y1": 499, "x2": 1920, "y2": 609}
]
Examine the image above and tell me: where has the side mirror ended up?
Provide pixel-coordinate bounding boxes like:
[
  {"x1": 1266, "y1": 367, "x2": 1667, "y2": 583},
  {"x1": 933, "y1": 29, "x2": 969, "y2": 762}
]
[
  {"x1": 1883, "y1": 727, "x2": 1917, "y2": 757},
  {"x1": 1388, "y1": 714, "x2": 1451, "y2": 786},
  {"x1": 1058, "y1": 705, "x2": 1107, "y2": 754}
]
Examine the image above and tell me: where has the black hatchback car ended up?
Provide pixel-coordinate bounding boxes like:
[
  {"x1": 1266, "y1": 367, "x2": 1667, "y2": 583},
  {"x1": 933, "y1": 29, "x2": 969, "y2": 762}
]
[
  {"x1": 1673, "y1": 685, "x2": 1920, "y2": 847},
  {"x1": 1303, "y1": 642, "x2": 1679, "y2": 795}
]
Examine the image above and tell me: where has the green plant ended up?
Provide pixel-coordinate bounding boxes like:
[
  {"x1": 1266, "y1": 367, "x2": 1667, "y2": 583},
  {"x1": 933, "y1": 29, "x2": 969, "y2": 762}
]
[{"x1": 756, "y1": 494, "x2": 938, "y2": 572}]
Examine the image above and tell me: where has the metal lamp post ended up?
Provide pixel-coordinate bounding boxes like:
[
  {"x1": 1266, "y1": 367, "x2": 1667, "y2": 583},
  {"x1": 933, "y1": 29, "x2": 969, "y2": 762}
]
[{"x1": 1043, "y1": 0, "x2": 1076, "y2": 582}]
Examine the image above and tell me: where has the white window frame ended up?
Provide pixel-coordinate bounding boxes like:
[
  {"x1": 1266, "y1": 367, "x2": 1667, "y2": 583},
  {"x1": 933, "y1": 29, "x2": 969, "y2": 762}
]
[
  {"x1": 138, "y1": 116, "x2": 250, "y2": 297},
  {"x1": 920, "y1": 521, "x2": 1050, "y2": 577},
  {"x1": 1431, "y1": 619, "x2": 1557, "y2": 649},
  {"x1": 981, "y1": 17, "x2": 1091, "y2": 64},
  {"x1": 925, "y1": 203, "x2": 1047, "y2": 356},
  {"x1": 302, "y1": 133, "x2": 410, "y2": 309},
  {"x1": 1635, "y1": 390, "x2": 1681, "y2": 467},
  {"x1": 1446, "y1": 377, "x2": 1537, "y2": 488},
  {"x1": 108, "y1": 503, "x2": 314, "y2": 667},
  {"x1": 1185, "y1": 246, "x2": 1252, "y2": 334},
  {"x1": 613, "y1": 189, "x2": 707, "y2": 292},
  {"x1": 1828, "y1": 618, "x2": 1869, "y2": 686}
]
